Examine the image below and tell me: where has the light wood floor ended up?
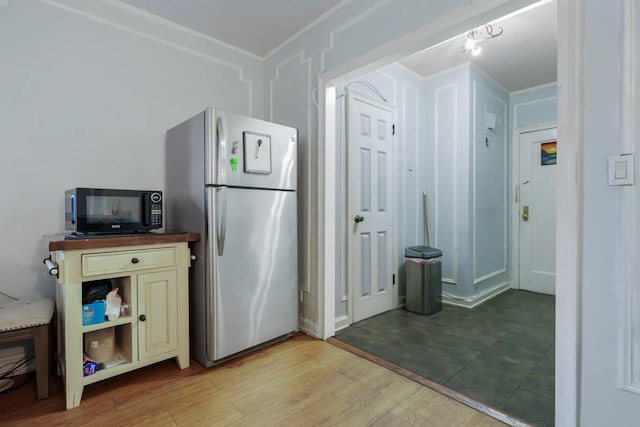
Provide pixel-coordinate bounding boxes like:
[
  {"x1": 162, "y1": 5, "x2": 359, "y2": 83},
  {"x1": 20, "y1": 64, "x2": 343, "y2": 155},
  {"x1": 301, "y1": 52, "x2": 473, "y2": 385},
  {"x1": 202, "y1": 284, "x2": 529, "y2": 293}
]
[{"x1": 0, "y1": 334, "x2": 506, "y2": 426}]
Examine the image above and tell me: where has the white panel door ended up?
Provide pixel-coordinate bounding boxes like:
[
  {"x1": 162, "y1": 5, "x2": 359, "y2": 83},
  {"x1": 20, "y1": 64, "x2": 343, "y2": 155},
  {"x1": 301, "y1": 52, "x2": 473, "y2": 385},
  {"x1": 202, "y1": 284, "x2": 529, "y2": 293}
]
[
  {"x1": 347, "y1": 91, "x2": 395, "y2": 322},
  {"x1": 519, "y1": 127, "x2": 557, "y2": 295}
]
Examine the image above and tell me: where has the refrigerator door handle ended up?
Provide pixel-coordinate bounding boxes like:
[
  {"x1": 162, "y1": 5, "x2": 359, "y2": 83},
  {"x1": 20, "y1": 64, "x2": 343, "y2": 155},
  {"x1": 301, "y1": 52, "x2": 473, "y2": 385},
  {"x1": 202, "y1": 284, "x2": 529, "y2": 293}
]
[
  {"x1": 205, "y1": 187, "x2": 218, "y2": 361},
  {"x1": 217, "y1": 115, "x2": 228, "y2": 184},
  {"x1": 217, "y1": 186, "x2": 227, "y2": 256}
]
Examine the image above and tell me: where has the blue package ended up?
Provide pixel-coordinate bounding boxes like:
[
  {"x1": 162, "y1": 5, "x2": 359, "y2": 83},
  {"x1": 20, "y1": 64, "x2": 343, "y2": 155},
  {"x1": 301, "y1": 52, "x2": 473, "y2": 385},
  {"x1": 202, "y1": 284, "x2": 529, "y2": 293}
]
[{"x1": 82, "y1": 301, "x2": 105, "y2": 326}]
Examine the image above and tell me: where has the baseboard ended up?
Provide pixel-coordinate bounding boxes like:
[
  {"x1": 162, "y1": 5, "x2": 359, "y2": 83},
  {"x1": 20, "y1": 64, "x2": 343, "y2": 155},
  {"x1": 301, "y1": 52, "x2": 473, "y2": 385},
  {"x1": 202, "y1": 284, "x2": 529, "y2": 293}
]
[
  {"x1": 298, "y1": 316, "x2": 320, "y2": 339},
  {"x1": 442, "y1": 282, "x2": 511, "y2": 308},
  {"x1": 334, "y1": 314, "x2": 350, "y2": 332}
]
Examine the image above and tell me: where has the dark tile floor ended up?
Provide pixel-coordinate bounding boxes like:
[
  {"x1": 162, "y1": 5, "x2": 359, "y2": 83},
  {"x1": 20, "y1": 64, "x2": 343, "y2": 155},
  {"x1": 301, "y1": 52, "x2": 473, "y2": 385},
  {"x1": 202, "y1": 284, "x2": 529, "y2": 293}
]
[{"x1": 334, "y1": 289, "x2": 555, "y2": 427}]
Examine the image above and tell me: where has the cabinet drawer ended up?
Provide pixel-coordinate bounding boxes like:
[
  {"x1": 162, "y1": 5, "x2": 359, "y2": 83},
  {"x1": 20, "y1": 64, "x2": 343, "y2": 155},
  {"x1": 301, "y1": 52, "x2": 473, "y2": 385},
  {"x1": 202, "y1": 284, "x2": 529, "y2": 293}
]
[{"x1": 82, "y1": 247, "x2": 177, "y2": 277}]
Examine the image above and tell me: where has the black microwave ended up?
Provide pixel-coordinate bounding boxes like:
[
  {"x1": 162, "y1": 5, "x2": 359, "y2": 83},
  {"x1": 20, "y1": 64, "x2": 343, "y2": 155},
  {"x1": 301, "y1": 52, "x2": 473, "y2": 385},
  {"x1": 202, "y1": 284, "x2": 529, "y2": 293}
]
[{"x1": 65, "y1": 188, "x2": 163, "y2": 234}]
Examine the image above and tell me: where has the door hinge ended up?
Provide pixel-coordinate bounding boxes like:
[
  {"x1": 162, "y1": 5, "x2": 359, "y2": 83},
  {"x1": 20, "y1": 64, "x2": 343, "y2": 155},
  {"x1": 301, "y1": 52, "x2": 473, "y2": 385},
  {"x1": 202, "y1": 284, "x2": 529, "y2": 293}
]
[
  {"x1": 392, "y1": 124, "x2": 396, "y2": 135},
  {"x1": 393, "y1": 274, "x2": 396, "y2": 285}
]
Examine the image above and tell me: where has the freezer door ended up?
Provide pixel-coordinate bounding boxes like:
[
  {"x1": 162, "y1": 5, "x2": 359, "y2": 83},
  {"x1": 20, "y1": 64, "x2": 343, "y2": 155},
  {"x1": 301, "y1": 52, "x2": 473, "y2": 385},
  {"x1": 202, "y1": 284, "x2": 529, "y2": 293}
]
[
  {"x1": 214, "y1": 110, "x2": 297, "y2": 191},
  {"x1": 210, "y1": 187, "x2": 298, "y2": 361}
]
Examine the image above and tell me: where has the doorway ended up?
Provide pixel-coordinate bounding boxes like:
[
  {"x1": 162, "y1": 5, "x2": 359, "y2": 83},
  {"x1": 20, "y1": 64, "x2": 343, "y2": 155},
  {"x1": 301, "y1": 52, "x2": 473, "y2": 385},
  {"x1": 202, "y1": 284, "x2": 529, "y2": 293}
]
[
  {"x1": 318, "y1": 0, "x2": 579, "y2": 424},
  {"x1": 515, "y1": 125, "x2": 557, "y2": 295},
  {"x1": 346, "y1": 91, "x2": 396, "y2": 323}
]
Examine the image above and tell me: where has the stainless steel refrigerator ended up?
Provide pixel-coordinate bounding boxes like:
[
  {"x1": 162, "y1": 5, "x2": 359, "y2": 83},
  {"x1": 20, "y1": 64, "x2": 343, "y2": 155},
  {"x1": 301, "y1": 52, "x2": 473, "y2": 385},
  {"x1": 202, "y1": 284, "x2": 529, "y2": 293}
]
[{"x1": 165, "y1": 107, "x2": 298, "y2": 367}]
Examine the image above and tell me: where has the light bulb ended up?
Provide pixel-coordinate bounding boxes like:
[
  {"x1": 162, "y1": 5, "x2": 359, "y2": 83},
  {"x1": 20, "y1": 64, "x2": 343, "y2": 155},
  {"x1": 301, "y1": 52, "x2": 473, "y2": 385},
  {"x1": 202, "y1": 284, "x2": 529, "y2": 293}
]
[
  {"x1": 464, "y1": 38, "x2": 476, "y2": 51},
  {"x1": 471, "y1": 46, "x2": 482, "y2": 56}
]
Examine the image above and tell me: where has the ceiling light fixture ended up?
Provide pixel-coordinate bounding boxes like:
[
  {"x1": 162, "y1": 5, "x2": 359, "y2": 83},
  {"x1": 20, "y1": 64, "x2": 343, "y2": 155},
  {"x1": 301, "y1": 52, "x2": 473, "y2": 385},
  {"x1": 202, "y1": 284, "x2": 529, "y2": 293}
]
[{"x1": 462, "y1": 24, "x2": 503, "y2": 56}]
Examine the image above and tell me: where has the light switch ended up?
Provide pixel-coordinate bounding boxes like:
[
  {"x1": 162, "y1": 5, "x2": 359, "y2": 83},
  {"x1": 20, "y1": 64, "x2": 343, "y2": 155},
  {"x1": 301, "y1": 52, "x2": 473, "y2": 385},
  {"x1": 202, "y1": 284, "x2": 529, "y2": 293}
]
[
  {"x1": 615, "y1": 161, "x2": 627, "y2": 179},
  {"x1": 608, "y1": 154, "x2": 634, "y2": 186}
]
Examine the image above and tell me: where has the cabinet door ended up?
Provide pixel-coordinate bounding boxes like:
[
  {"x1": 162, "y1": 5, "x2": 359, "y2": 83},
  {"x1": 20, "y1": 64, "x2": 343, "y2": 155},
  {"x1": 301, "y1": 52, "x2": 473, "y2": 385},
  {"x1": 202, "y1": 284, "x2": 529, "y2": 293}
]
[{"x1": 137, "y1": 270, "x2": 178, "y2": 360}]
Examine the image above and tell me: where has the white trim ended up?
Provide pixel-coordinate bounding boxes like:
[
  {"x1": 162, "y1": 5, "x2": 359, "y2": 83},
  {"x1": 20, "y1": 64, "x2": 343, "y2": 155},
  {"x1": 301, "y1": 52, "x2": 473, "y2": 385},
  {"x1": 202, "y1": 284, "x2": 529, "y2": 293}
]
[
  {"x1": 99, "y1": 0, "x2": 262, "y2": 59},
  {"x1": 401, "y1": 83, "x2": 417, "y2": 308},
  {"x1": 510, "y1": 122, "x2": 557, "y2": 291},
  {"x1": 393, "y1": 62, "x2": 429, "y2": 80},
  {"x1": 319, "y1": 79, "x2": 336, "y2": 340},
  {"x1": 556, "y1": 0, "x2": 582, "y2": 424},
  {"x1": 402, "y1": 84, "x2": 419, "y2": 246},
  {"x1": 472, "y1": 81, "x2": 508, "y2": 284},
  {"x1": 473, "y1": 268, "x2": 507, "y2": 285},
  {"x1": 263, "y1": 0, "x2": 352, "y2": 60},
  {"x1": 298, "y1": 316, "x2": 321, "y2": 339},
  {"x1": 442, "y1": 281, "x2": 511, "y2": 308},
  {"x1": 424, "y1": 61, "x2": 473, "y2": 83},
  {"x1": 510, "y1": 81, "x2": 557, "y2": 96},
  {"x1": 469, "y1": 62, "x2": 510, "y2": 95},
  {"x1": 319, "y1": 0, "x2": 392, "y2": 75},
  {"x1": 434, "y1": 84, "x2": 459, "y2": 285},
  {"x1": 42, "y1": 0, "x2": 258, "y2": 60},
  {"x1": 40, "y1": 0, "x2": 255, "y2": 115},
  {"x1": 339, "y1": 82, "x2": 350, "y2": 305},
  {"x1": 622, "y1": 0, "x2": 640, "y2": 395},
  {"x1": 321, "y1": 0, "x2": 536, "y2": 84},
  {"x1": 334, "y1": 314, "x2": 351, "y2": 332},
  {"x1": 513, "y1": 96, "x2": 557, "y2": 131}
]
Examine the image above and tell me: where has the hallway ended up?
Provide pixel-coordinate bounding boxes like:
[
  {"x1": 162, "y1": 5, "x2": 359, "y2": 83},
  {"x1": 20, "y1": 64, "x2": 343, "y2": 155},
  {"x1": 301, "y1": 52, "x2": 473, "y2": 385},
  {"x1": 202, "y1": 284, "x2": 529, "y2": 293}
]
[{"x1": 334, "y1": 290, "x2": 555, "y2": 426}]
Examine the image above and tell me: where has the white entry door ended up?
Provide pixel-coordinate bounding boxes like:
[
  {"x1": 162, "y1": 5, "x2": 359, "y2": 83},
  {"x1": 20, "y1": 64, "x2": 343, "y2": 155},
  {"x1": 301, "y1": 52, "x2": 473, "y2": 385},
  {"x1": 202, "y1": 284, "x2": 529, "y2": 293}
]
[
  {"x1": 347, "y1": 91, "x2": 395, "y2": 323},
  {"x1": 518, "y1": 126, "x2": 557, "y2": 295}
]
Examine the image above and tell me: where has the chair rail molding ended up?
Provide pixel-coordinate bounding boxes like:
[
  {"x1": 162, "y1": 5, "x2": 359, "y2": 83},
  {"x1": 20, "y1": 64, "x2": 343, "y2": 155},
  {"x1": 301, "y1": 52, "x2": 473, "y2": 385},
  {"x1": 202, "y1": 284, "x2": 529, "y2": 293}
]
[{"x1": 39, "y1": 0, "x2": 256, "y2": 115}]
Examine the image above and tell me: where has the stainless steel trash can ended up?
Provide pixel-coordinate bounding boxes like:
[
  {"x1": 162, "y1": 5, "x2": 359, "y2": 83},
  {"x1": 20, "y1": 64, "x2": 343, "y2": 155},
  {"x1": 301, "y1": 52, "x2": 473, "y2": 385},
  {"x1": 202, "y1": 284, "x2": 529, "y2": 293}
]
[{"x1": 405, "y1": 245, "x2": 442, "y2": 315}]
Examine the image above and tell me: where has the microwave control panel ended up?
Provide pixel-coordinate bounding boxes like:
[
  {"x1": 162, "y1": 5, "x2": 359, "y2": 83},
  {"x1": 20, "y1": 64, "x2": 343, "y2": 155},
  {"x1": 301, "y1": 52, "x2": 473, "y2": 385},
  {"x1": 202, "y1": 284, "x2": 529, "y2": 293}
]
[{"x1": 150, "y1": 192, "x2": 163, "y2": 228}]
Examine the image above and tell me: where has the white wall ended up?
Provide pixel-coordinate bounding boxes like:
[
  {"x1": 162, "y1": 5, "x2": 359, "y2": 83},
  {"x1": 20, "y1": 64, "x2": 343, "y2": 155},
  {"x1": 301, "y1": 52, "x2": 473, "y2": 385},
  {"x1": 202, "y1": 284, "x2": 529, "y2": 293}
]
[
  {"x1": 266, "y1": 0, "x2": 640, "y2": 424},
  {"x1": 264, "y1": 0, "x2": 534, "y2": 334},
  {"x1": 579, "y1": 0, "x2": 640, "y2": 424},
  {"x1": 423, "y1": 64, "x2": 510, "y2": 302},
  {"x1": 0, "y1": 0, "x2": 262, "y2": 301},
  {"x1": 511, "y1": 83, "x2": 557, "y2": 129},
  {"x1": 470, "y1": 67, "x2": 510, "y2": 296},
  {"x1": 4, "y1": 0, "x2": 639, "y2": 423}
]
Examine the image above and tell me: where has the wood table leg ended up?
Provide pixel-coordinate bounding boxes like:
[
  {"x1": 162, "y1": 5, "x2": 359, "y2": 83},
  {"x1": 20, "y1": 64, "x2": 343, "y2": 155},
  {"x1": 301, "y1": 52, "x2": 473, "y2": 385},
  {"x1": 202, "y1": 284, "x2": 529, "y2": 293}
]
[{"x1": 32, "y1": 324, "x2": 49, "y2": 400}]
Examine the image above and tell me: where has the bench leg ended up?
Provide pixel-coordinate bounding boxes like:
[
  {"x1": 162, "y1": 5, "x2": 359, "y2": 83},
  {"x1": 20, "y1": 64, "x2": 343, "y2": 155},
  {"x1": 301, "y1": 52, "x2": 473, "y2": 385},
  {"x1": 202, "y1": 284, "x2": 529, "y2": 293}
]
[{"x1": 32, "y1": 324, "x2": 49, "y2": 400}]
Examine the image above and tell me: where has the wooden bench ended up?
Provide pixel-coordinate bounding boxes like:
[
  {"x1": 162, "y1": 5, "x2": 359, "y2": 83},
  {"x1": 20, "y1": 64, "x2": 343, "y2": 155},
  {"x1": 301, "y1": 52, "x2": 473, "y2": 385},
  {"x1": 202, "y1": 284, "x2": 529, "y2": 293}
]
[{"x1": 0, "y1": 297, "x2": 54, "y2": 399}]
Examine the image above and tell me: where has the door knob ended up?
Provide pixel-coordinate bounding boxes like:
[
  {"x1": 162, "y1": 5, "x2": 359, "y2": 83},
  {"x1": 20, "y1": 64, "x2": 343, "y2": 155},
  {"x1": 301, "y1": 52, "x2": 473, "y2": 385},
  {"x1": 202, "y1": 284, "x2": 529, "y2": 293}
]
[
  {"x1": 354, "y1": 215, "x2": 365, "y2": 223},
  {"x1": 522, "y1": 206, "x2": 529, "y2": 222},
  {"x1": 139, "y1": 314, "x2": 146, "y2": 322}
]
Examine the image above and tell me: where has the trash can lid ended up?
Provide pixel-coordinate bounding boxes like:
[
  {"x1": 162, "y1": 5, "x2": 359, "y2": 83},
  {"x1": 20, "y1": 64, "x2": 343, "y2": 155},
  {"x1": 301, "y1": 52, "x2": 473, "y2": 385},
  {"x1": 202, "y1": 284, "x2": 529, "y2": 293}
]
[{"x1": 405, "y1": 245, "x2": 442, "y2": 259}]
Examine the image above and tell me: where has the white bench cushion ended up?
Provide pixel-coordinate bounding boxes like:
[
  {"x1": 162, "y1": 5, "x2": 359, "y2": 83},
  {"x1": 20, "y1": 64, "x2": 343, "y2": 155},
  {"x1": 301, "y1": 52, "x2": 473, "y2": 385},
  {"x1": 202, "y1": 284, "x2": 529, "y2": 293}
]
[{"x1": 0, "y1": 298, "x2": 55, "y2": 332}]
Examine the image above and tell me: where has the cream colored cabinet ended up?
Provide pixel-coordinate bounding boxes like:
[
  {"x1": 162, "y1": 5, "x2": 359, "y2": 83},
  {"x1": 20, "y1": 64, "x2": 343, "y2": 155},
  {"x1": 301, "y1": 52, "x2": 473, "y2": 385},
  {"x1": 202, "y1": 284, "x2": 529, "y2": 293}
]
[
  {"x1": 137, "y1": 270, "x2": 178, "y2": 360},
  {"x1": 48, "y1": 234, "x2": 198, "y2": 410}
]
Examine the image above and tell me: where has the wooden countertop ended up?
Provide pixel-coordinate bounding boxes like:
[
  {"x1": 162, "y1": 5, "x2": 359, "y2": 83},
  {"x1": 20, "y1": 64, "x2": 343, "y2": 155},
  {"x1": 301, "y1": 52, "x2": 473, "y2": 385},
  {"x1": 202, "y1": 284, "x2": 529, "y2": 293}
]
[{"x1": 48, "y1": 232, "x2": 200, "y2": 251}]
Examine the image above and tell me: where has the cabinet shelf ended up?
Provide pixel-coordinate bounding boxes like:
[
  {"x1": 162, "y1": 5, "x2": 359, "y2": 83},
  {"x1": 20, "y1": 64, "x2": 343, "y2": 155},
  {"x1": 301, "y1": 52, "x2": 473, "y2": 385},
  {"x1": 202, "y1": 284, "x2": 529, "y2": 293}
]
[
  {"x1": 81, "y1": 316, "x2": 132, "y2": 333},
  {"x1": 83, "y1": 360, "x2": 133, "y2": 386}
]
